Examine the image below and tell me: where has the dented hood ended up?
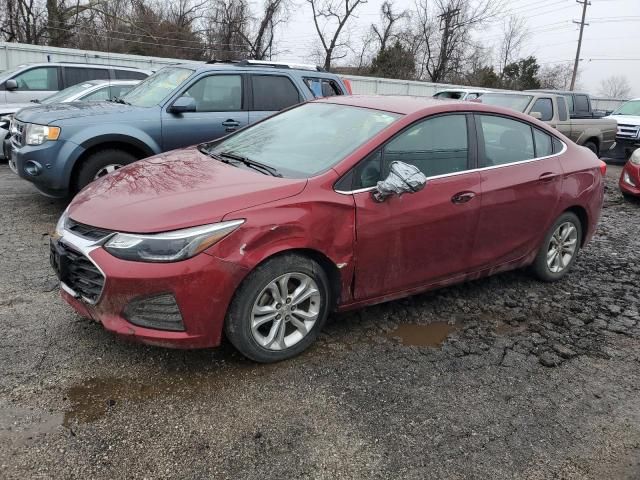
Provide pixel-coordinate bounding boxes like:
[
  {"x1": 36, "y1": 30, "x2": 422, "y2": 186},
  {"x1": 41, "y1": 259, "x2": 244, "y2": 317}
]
[{"x1": 68, "y1": 147, "x2": 307, "y2": 233}]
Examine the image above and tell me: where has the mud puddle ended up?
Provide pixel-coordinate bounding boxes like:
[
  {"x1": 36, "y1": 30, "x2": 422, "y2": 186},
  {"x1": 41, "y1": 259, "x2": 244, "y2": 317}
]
[{"x1": 387, "y1": 321, "x2": 459, "y2": 347}]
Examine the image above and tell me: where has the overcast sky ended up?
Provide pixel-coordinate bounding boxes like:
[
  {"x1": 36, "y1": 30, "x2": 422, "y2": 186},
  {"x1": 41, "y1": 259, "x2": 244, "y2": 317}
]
[{"x1": 271, "y1": 0, "x2": 640, "y2": 98}]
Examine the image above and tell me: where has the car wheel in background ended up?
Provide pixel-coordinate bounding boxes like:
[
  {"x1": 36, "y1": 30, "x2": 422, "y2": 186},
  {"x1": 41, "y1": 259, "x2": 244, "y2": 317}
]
[
  {"x1": 75, "y1": 149, "x2": 137, "y2": 192},
  {"x1": 583, "y1": 141, "x2": 598, "y2": 157},
  {"x1": 532, "y1": 212, "x2": 582, "y2": 282},
  {"x1": 225, "y1": 254, "x2": 331, "y2": 363}
]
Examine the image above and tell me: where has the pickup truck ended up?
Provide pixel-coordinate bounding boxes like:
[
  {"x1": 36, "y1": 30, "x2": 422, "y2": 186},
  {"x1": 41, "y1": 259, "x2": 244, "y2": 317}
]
[
  {"x1": 606, "y1": 98, "x2": 640, "y2": 159},
  {"x1": 9, "y1": 60, "x2": 351, "y2": 197},
  {"x1": 526, "y1": 89, "x2": 608, "y2": 118},
  {"x1": 480, "y1": 91, "x2": 617, "y2": 156}
]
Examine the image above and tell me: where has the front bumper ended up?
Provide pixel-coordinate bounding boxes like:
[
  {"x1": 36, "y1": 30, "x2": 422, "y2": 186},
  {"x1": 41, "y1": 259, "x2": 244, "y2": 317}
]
[
  {"x1": 56, "y1": 230, "x2": 249, "y2": 349},
  {"x1": 11, "y1": 139, "x2": 71, "y2": 197},
  {"x1": 619, "y1": 161, "x2": 640, "y2": 196}
]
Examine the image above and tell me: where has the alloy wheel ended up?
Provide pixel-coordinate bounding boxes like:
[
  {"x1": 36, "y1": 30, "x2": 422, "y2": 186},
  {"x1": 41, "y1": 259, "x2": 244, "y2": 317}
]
[
  {"x1": 546, "y1": 222, "x2": 578, "y2": 273},
  {"x1": 94, "y1": 164, "x2": 123, "y2": 180},
  {"x1": 250, "y1": 272, "x2": 321, "y2": 351}
]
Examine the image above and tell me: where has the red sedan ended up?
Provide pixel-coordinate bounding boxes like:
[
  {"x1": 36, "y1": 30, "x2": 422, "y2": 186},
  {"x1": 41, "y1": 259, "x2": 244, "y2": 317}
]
[
  {"x1": 619, "y1": 149, "x2": 640, "y2": 198},
  {"x1": 51, "y1": 96, "x2": 605, "y2": 362}
]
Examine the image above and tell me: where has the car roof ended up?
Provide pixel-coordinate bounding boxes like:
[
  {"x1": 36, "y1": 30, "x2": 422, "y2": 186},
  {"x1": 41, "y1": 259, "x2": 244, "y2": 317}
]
[
  {"x1": 169, "y1": 61, "x2": 339, "y2": 77},
  {"x1": 12, "y1": 62, "x2": 146, "y2": 71},
  {"x1": 435, "y1": 88, "x2": 488, "y2": 93},
  {"x1": 527, "y1": 89, "x2": 589, "y2": 96}
]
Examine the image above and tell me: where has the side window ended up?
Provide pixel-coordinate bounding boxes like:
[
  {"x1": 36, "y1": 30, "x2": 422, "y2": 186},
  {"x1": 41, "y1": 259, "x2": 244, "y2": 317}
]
[
  {"x1": 466, "y1": 93, "x2": 480, "y2": 100},
  {"x1": 252, "y1": 75, "x2": 301, "y2": 111},
  {"x1": 11, "y1": 67, "x2": 59, "y2": 91},
  {"x1": 557, "y1": 96, "x2": 568, "y2": 121},
  {"x1": 180, "y1": 75, "x2": 242, "y2": 112},
  {"x1": 477, "y1": 115, "x2": 534, "y2": 166},
  {"x1": 114, "y1": 70, "x2": 148, "y2": 80},
  {"x1": 533, "y1": 129, "x2": 553, "y2": 157},
  {"x1": 80, "y1": 86, "x2": 110, "y2": 102},
  {"x1": 531, "y1": 98, "x2": 553, "y2": 121},
  {"x1": 64, "y1": 67, "x2": 109, "y2": 87},
  {"x1": 384, "y1": 114, "x2": 468, "y2": 178},
  {"x1": 353, "y1": 150, "x2": 383, "y2": 189},
  {"x1": 575, "y1": 95, "x2": 589, "y2": 113},
  {"x1": 304, "y1": 77, "x2": 343, "y2": 98},
  {"x1": 552, "y1": 137, "x2": 564, "y2": 153}
]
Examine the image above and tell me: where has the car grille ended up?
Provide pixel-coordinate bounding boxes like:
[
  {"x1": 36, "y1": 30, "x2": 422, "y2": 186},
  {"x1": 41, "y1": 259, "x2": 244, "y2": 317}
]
[
  {"x1": 10, "y1": 119, "x2": 26, "y2": 147},
  {"x1": 617, "y1": 123, "x2": 640, "y2": 140},
  {"x1": 57, "y1": 242, "x2": 105, "y2": 303},
  {"x1": 66, "y1": 218, "x2": 113, "y2": 241}
]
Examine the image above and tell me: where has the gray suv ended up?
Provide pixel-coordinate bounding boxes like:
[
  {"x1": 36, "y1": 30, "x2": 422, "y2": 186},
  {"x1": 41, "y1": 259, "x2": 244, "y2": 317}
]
[{"x1": 9, "y1": 60, "x2": 349, "y2": 197}]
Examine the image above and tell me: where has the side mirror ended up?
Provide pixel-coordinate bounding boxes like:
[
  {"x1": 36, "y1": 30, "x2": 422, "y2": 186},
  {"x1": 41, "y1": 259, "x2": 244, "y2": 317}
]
[
  {"x1": 168, "y1": 96, "x2": 196, "y2": 114},
  {"x1": 530, "y1": 111, "x2": 542, "y2": 120},
  {"x1": 5, "y1": 79, "x2": 18, "y2": 91},
  {"x1": 372, "y1": 161, "x2": 427, "y2": 203}
]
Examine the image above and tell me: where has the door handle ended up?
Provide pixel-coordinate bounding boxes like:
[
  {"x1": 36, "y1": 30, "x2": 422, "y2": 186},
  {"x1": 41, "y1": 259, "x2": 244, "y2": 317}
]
[
  {"x1": 222, "y1": 119, "x2": 240, "y2": 127},
  {"x1": 451, "y1": 191, "x2": 476, "y2": 204},
  {"x1": 538, "y1": 172, "x2": 557, "y2": 182}
]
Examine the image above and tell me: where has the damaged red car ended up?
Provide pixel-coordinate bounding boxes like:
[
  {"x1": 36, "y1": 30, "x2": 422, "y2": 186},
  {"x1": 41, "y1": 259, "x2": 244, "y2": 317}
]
[{"x1": 51, "y1": 95, "x2": 605, "y2": 362}]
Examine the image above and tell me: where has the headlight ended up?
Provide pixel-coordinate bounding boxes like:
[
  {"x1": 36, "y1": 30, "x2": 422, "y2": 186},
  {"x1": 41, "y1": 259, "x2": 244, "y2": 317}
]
[
  {"x1": 104, "y1": 220, "x2": 244, "y2": 262},
  {"x1": 631, "y1": 149, "x2": 640, "y2": 165},
  {"x1": 53, "y1": 208, "x2": 69, "y2": 240},
  {"x1": 25, "y1": 123, "x2": 61, "y2": 145}
]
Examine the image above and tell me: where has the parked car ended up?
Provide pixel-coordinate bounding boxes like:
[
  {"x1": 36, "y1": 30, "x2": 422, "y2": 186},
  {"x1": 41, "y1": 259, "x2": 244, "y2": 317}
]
[
  {"x1": 0, "y1": 62, "x2": 149, "y2": 105},
  {"x1": 480, "y1": 91, "x2": 617, "y2": 156},
  {"x1": 50, "y1": 95, "x2": 605, "y2": 362},
  {"x1": 619, "y1": 148, "x2": 640, "y2": 198},
  {"x1": 433, "y1": 88, "x2": 488, "y2": 101},
  {"x1": 2, "y1": 80, "x2": 139, "y2": 163},
  {"x1": 606, "y1": 98, "x2": 640, "y2": 159},
  {"x1": 9, "y1": 60, "x2": 351, "y2": 197},
  {"x1": 527, "y1": 89, "x2": 608, "y2": 118}
]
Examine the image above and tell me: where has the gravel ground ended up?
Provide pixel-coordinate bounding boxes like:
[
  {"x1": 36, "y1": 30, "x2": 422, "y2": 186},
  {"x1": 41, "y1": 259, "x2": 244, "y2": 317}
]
[{"x1": 1, "y1": 162, "x2": 639, "y2": 479}]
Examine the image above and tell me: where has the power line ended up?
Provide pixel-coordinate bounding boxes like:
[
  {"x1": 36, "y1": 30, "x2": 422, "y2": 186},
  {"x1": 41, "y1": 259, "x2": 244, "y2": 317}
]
[{"x1": 570, "y1": 0, "x2": 589, "y2": 90}]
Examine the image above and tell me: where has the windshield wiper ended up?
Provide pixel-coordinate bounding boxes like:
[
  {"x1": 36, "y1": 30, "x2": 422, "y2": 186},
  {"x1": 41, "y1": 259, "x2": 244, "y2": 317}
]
[
  {"x1": 217, "y1": 151, "x2": 282, "y2": 177},
  {"x1": 112, "y1": 97, "x2": 131, "y2": 105}
]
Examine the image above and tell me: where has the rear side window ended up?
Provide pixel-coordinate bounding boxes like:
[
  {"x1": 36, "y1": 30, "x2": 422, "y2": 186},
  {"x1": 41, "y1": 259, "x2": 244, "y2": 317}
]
[
  {"x1": 64, "y1": 67, "x2": 109, "y2": 87},
  {"x1": 477, "y1": 115, "x2": 534, "y2": 166},
  {"x1": 11, "y1": 67, "x2": 59, "y2": 91},
  {"x1": 531, "y1": 98, "x2": 553, "y2": 121},
  {"x1": 533, "y1": 129, "x2": 553, "y2": 157},
  {"x1": 552, "y1": 137, "x2": 564, "y2": 153},
  {"x1": 252, "y1": 75, "x2": 301, "y2": 111},
  {"x1": 557, "y1": 97, "x2": 568, "y2": 121},
  {"x1": 303, "y1": 77, "x2": 344, "y2": 98},
  {"x1": 115, "y1": 70, "x2": 148, "y2": 80},
  {"x1": 575, "y1": 95, "x2": 589, "y2": 112}
]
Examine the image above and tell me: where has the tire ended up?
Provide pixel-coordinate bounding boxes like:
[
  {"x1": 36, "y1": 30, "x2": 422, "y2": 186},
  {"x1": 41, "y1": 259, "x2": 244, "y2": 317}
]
[
  {"x1": 532, "y1": 212, "x2": 582, "y2": 282},
  {"x1": 75, "y1": 149, "x2": 137, "y2": 192},
  {"x1": 224, "y1": 254, "x2": 331, "y2": 363},
  {"x1": 583, "y1": 141, "x2": 599, "y2": 157}
]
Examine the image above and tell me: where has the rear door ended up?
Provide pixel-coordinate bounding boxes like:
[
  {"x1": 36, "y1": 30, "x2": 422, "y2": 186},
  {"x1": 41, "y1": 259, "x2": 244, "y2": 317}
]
[
  {"x1": 161, "y1": 73, "x2": 248, "y2": 150},
  {"x1": 248, "y1": 74, "x2": 302, "y2": 124},
  {"x1": 351, "y1": 113, "x2": 482, "y2": 299},
  {"x1": 62, "y1": 66, "x2": 109, "y2": 88},
  {"x1": 5, "y1": 66, "x2": 61, "y2": 103},
  {"x1": 470, "y1": 114, "x2": 563, "y2": 269}
]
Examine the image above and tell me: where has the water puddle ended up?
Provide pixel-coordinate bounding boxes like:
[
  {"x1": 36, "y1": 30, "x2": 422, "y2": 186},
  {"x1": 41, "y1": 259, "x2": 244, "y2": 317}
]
[{"x1": 387, "y1": 321, "x2": 459, "y2": 347}]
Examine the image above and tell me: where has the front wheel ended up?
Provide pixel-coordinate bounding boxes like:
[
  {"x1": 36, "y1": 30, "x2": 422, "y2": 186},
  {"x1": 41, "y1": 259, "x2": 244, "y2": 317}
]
[
  {"x1": 224, "y1": 254, "x2": 331, "y2": 363},
  {"x1": 75, "y1": 149, "x2": 137, "y2": 192},
  {"x1": 532, "y1": 212, "x2": 582, "y2": 282}
]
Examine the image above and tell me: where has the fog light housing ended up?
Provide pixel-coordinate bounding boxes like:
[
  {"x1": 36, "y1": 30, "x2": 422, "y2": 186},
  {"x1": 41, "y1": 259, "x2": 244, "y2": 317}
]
[
  {"x1": 24, "y1": 160, "x2": 43, "y2": 176},
  {"x1": 623, "y1": 171, "x2": 636, "y2": 187},
  {"x1": 123, "y1": 293, "x2": 185, "y2": 331}
]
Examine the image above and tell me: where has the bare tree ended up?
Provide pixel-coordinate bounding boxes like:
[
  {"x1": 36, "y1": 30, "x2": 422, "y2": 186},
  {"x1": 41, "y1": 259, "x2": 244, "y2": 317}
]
[
  {"x1": 598, "y1": 75, "x2": 632, "y2": 99},
  {"x1": 307, "y1": 0, "x2": 368, "y2": 71},
  {"x1": 498, "y1": 15, "x2": 527, "y2": 76},
  {"x1": 235, "y1": 0, "x2": 288, "y2": 60},
  {"x1": 538, "y1": 62, "x2": 573, "y2": 90},
  {"x1": 372, "y1": 1, "x2": 406, "y2": 52}
]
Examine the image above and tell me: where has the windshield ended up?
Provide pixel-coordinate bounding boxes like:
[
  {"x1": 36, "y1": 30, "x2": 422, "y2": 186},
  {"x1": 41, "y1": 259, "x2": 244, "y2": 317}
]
[
  {"x1": 434, "y1": 91, "x2": 464, "y2": 100},
  {"x1": 208, "y1": 103, "x2": 401, "y2": 178},
  {"x1": 40, "y1": 82, "x2": 95, "y2": 104},
  {"x1": 481, "y1": 94, "x2": 533, "y2": 112},
  {"x1": 613, "y1": 100, "x2": 640, "y2": 116},
  {"x1": 122, "y1": 67, "x2": 193, "y2": 107}
]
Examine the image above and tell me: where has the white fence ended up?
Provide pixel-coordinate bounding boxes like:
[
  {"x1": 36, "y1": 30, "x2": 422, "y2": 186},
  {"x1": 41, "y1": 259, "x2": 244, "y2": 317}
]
[{"x1": 0, "y1": 42, "x2": 627, "y2": 112}]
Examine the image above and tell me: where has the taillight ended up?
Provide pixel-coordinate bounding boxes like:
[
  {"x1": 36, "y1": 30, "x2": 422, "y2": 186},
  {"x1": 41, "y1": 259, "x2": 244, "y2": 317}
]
[
  {"x1": 342, "y1": 78, "x2": 353, "y2": 95},
  {"x1": 599, "y1": 160, "x2": 607, "y2": 176}
]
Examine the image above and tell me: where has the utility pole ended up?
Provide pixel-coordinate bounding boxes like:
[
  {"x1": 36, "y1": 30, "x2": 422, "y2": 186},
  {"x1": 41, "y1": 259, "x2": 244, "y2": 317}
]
[
  {"x1": 435, "y1": 7, "x2": 460, "y2": 83},
  {"x1": 570, "y1": 0, "x2": 590, "y2": 91}
]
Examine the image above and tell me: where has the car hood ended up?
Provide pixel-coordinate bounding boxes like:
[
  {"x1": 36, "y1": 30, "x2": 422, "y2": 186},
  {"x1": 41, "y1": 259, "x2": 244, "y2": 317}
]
[
  {"x1": 14, "y1": 101, "x2": 143, "y2": 124},
  {"x1": 0, "y1": 103, "x2": 34, "y2": 115},
  {"x1": 607, "y1": 114, "x2": 640, "y2": 126},
  {"x1": 68, "y1": 147, "x2": 308, "y2": 233}
]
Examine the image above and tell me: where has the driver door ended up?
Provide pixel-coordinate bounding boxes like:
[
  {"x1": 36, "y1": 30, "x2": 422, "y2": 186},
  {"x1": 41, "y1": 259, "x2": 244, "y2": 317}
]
[
  {"x1": 5, "y1": 66, "x2": 60, "y2": 103},
  {"x1": 351, "y1": 114, "x2": 482, "y2": 300}
]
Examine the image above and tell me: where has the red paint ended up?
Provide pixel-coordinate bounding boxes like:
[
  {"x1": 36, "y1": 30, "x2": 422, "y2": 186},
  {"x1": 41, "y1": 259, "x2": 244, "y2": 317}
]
[
  {"x1": 61, "y1": 95, "x2": 604, "y2": 349},
  {"x1": 620, "y1": 160, "x2": 640, "y2": 197}
]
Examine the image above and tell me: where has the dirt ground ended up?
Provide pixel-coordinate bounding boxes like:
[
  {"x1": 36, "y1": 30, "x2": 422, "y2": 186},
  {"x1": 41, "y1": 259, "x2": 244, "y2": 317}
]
[{"x1": 1, "y1": 162, "x2": 639, "y2": 479}]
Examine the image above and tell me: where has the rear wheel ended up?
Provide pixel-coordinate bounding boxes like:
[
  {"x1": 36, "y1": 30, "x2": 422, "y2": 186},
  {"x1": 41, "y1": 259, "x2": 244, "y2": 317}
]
[
  {"x1": 224, "y1": 254, "x2": 331, "y2": 363},
  {"x1": 75, "y1": 149, "x2": 137, "y2": 192},
  {"x1": 532, "y1": 212, "x2": 582, "y2": 282},
  {"x1": 584, "y1": 141, "x2": 598, "y2": 157}
]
